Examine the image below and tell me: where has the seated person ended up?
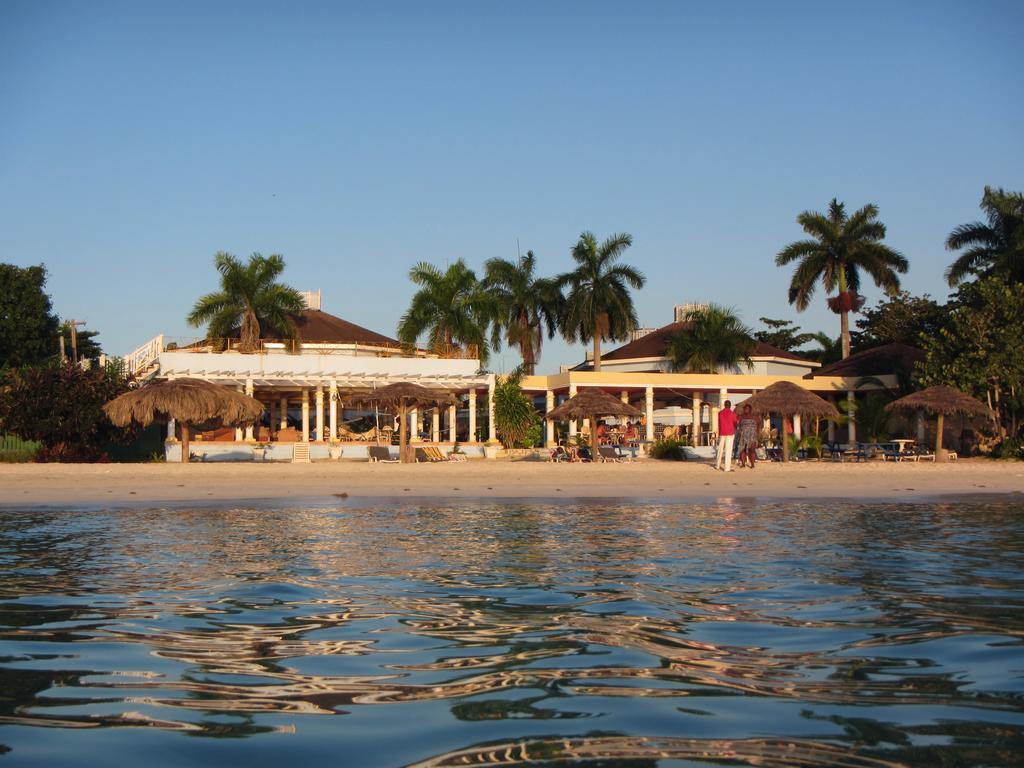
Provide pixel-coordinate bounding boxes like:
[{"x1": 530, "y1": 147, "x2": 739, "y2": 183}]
[{"x1": 596, "y1": 421, "x2": 608, "y2": 444}]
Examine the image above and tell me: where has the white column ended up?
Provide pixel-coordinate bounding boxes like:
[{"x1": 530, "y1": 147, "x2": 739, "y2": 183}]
[
  {"x1": 846, "y1": 390, "x2": 856, "y2": 443},
  {"x1": 301, "y1": 388, "x2": 310, "y2": 442},
  {"x1": 545, "y1": 390, "x2": 556, "y2": 447},
  {"x1": 568, "y1": 384, "x2": 578, "y2": 438},
  {"x1": 431, "y1": 408, "x2": 440, "y2": 442},
  {"x1": 720, "y1": 387, "x2": 728, "y2": 409},
  {"x1": 448, "y1": 404, "x2": 457, "y2": 444},
  {"x1": 235, "y1": 386, "x2": 244, "y2": 441},
  {"x1": 329, "y1": 380, "x2": 338, "y2": 441},
  {"x1": 692, "y1": 392, "x2": 702, "y2": 445},
  {"x1": 279, "y1": 396, "x2": 288, "y2": 430},
  {"x1": 315, "y1": 387, "x2": 325, "y2": 442},
  {"x1": 167, "y1": 418, "x2": 176, "y2": 440},
  {"x1": 410, "y1": 407, "x2": 420, "y2": 442},
  {"x1": 468, "y1": 390, "x2": 478, "y2": 441},
  {"x1": 645, "y1": 386, "x2": 654, "y2": 441},
  {"x1": 487, "y1": 380, "x2": 497, "y2": 443},
  {"x1": 793, "y1": 413, "x2": 802, "y2": 439},
  {"x1": 244, "y1": 378, "x2": 255, "y2": 441}
]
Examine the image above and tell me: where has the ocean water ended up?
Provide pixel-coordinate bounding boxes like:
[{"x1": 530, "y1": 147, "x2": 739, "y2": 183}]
[{"x1": 0, "y1": 498, "x2": 1022, "y2": 767}]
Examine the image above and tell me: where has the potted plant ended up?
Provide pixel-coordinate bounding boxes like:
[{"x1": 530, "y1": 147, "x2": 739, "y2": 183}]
[
  {"x1": 483, "y1": 439, "x2": 500, "y2": 459},
  {"x1": 328, "y1": 440, "x2": 344, "y2": 460}
]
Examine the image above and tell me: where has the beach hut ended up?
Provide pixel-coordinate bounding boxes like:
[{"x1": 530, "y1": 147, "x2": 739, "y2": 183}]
[
  {"x1": 104, "y1": 378, "x2": 264, "y2": 463},
  {"x1": 347, "y1": 382, "x2": 459, "y2": 463},
  {"x1": 546, "y1": 389, "x2": 643, "y2": 460},
  {"x1": 885, "y1": 385, "x2": 990, "y2": 462},
  {"x1": 741, "y1": 381, "x2": 840, "y2": 462}
]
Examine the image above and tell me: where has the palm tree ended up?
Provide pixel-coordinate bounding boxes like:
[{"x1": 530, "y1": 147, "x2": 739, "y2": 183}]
[
  {"x1": 187, "y1": 252, "x2": 306, "y2": 351},
  {"x1": 800, "y1": 332, "x2": 843, "y2": 365},
  {"x1": 483, "y1": 251, "x2": 563, "y2": 375},
  {"x1": 558, "y1": 231, "x2": 645, "y2": 372},
  {"x1": 667, "y1": 304, "x2": 755, "y2": 373},
  {"x1": 397, "y1": 260, "x2": 493, "y2": 362},
  {"x1": 776, "y1": 199, "x2": 908, "y2": 359},
  {"x1": 945, "y1": 186, "x2": 1024, "y2": 286}
]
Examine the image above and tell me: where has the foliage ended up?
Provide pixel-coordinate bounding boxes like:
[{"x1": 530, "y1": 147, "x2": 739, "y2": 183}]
[
  {"x1": 59, "y1": 326, "x2": 103, "y2": 362},
  {"x1": 918, "y1": 277, "x2": 1024, "y2": 437},
  {"x1": 852, "y1": 392, "x2": 894, "y2": 443},
  {"x1": 754, "y1": 317, "x2": 814, "y2": 351},
  {"x1": 483, "y1": 251, "x2": 563, "y2": 374},
  {"x1": 649, "y1": 437, "x2": 688, "y2": 461},
  {"x1": 797, "y1": 332, "x2": 843, "y2": 365},
  {"x1": 776, "y1": 198, "x2": 908, "y2": 359},
  {"x1": 398, "y1": 259, "x2": 494, "y2": 362},
  {"x1": 945, "y1": 186, "x2": 1024, "y2": 286},
  {"x1": 492, "y1": 367, "x2": 540, "y2": 448},
  {"x1": 557, "y1": 231, "x2": 645, "y2": 371},
  {"x1": 786, "y1": 433, "x2": 823, "y2": 459},
  {"x1": 0, "y1": 263, "x2": 61, "y2": 368},
  {"x1": 667, "y1": 304, "x2": 755, "y2": 373},
  {"x1": 989, "y1": 437, "x2": 1024, "y2": 460},
  {"x1": 851, "y1": 291, "x2": 944, "y2": 353},
  {"x1": 187, "y1": 252, "x2": 306, "y2": 350},
  {"x1": 0, "y1": 362, "x2": 136, "y2": 461},
  {"x1": 0, "y1": 434, "x2": 40, "y2": 463},
  {"x1": 524, "y1": 420, "x2": 544, "y2": 449}
]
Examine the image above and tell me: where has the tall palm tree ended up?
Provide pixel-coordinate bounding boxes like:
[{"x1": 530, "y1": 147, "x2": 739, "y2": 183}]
[
  {"x1": 397, "y1": 260, "x2": 493, "y2": 362},
  {"x1": 667, "y1": 304, "x2": 755, "y2": 373},
  {"x1": 483, "y1": 251, "x2": 563, "y2": 375},
  {"x1": 800, "y1": 331, "x2": 843, "y2": 365},
  {"x1": 776, "y1": 199, "x2": 908, "y2": 359},
  {"x1": 187, "y1": 252, "x2": 305, "y2": 351},
  {"x1": 945, "y1": 186, "x2": 1024, "y2": 286},
  {"x1": 558, "y1": 231, "x2": 645, "y2": 372}
]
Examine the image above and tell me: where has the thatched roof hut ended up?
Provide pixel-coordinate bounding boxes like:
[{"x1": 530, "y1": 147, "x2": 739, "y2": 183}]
[
  {"x1": 104, "y1": 378, "x2": 263, "y2": 463},
  {"x1": 741, "y1": 381, "x2": 840, "y2": 461},
  {"x1": 347, "y1": 382, "x2": 459, "y2": 463},
  {"x1": 885, "y1": 385, "x2": 990, "y2": 461},
  {"x1": 546, "y1": 389, "x2": 642, "y2": 459}
]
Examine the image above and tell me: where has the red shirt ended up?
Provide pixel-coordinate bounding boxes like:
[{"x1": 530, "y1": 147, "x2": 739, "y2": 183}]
[{"x1": 718, "y1": 408, "x2": 738, "y2": 436}]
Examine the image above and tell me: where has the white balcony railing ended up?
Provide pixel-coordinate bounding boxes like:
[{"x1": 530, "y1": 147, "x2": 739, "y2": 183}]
[{"x1": 124, "y1": 335, "x2": 164, "y2": 377}]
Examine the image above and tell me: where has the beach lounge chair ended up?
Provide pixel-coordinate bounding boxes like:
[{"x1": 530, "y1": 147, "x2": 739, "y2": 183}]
[
  {"x1": 414, "y1": 447, "x2": 446, "y2": 463},
  {"x1": 368, "y1": 446, "x2": 398, "y2": 463},
  {"x1": 598, "y1": 445, "x2": 621, "y2": 463}
]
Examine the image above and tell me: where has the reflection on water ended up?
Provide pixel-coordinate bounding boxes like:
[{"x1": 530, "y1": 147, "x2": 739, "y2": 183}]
[{"x1": 1, "y1": 499, "x2": 1023, "y2": 767}]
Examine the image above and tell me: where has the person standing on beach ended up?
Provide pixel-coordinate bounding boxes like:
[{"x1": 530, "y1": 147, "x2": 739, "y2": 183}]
[
  {"x1": 715, "y1": 400, "x2": 738, "y2": 472},
  {"x1": 736, "y1": 403, "x2": 759, "y2": 468}
]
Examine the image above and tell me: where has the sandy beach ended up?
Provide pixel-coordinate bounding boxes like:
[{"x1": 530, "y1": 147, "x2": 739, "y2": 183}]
[{"x1": 1, "y1": 457, "x2": 1021, "y2": 506}]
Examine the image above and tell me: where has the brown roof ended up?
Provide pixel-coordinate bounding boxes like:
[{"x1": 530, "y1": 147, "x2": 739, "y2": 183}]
[
  {"x1": 600, "y1": 321, "x2": 816, "y2": 364},
  {"x1": 263, "y1": 310, "x2": 398, "y2": 345},
  {"x1": 809, "y1": 343, "x2": 924, "y2": 379}
]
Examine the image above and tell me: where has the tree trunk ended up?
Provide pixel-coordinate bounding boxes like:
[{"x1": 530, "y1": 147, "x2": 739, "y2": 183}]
[
  {"x1": 241, "y1": 311, "x2": 260, "y2": 352},
  {"x1": 399, "y1": 403, "x2": 410, "y2": 463},
  {"x1": 180, "y1": 421, "x2": 190, "y2": 464},
  {"x1": 935, "y1": 412, "x2": 945, "y2": 462},
  {"x1": 592, "y1": 333, "x2": 601, "y2": 372},
  {"x1": 840, "y1": 310, "x2": 850, "y2": 360},
  {"x1": 781, "y1": 413, "x2": 790, "y2": 463},
  {"x1": 590, "y1": 413, "x2": 599, "y2": 462}
]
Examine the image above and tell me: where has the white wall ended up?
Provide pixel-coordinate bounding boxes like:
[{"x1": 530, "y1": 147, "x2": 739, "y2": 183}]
[{"x1": 159, "y1": 351, "x2": 480, "y2": 378}]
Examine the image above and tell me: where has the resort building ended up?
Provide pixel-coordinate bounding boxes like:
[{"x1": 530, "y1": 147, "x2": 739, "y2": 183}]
[
  {"x1": 124, "y1": 292, "x2": 495, "y2": 460},
  {"x1": 521, "y1": 311, "x2": 915, "y2": 448}
]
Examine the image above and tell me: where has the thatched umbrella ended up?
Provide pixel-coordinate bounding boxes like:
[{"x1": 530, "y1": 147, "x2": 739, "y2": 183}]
[
  {"x1": 742, "y1": 381, "x2": 840, "y2": 462},
  {"x1": 885, "y1": 385, "x2": 990, "y2": 461},
  {"x1": 546, "y1": 389, "x2": 643, "y2": 460},
  {"x1": 347, "y1": 382, "x2": 459, "y2": 463},
  {"x1": 104, "y1": 378, "x2": 264, "y2": 464}
]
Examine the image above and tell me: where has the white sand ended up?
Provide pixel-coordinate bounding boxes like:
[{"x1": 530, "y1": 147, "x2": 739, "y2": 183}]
[{"x1": 1, "y1": 458, "x2": 1022, "y2": 506}]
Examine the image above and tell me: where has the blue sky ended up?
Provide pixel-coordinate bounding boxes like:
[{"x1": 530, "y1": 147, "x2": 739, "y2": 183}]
[{"x1": 1, "y1": 0, "x2": 1021, "y2": 370}]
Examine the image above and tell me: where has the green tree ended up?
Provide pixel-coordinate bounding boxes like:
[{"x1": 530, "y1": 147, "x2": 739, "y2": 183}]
[
  {"x1": 919, "y1": 277, "x2": 1024, "y2": 437},
  {"x1": 0, "y1": 361, "x2": 134, "y2": 461},
  {"x1": 187, "y1": 252, "x2": 306, "y2": 351},
  {"x1": 0, "y1": 264, "x2": 60, "y2": 368},
  {"x1": 776, "y1": 199, "x2": 908, "y2": 359},
  {"x1": 483, "y1": 251, "x2": 563, "y2": 375},
  {"x1": 667, "y1": 304, "x2": 755, "y2": 373},
  {"x1": 558, "y1": 231, "x2": 645, "y2": 372},
  {"x1": 945, "y1": 186, "x2": 1024, "y2": 286},
  {"x1": 397, "y1": 259, "x2": 493, "y2": 362},
  {"x1": 754, "y1": 317, "x2": 815, "y2": 351},
  {"x1": 850, "y1": 291, "x2": 943, "y2": 352},
  {"x1": 798, "y1": 332, "x2": 843, "y2": 365},
  {"x1": 492, "y1": 367, "x2": 540, "y2": 448}
]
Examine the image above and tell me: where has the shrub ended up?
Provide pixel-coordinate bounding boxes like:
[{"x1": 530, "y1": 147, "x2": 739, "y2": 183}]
[
  {"x1": 990, "y1": 437, "x2": 1024, "y2": 460},
  {"x1": 493, "y1": 367, "x2": 540, "y2": 448},
  {"x1": 650, "y1": 438, "x2": 688, "y2": 461}
]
